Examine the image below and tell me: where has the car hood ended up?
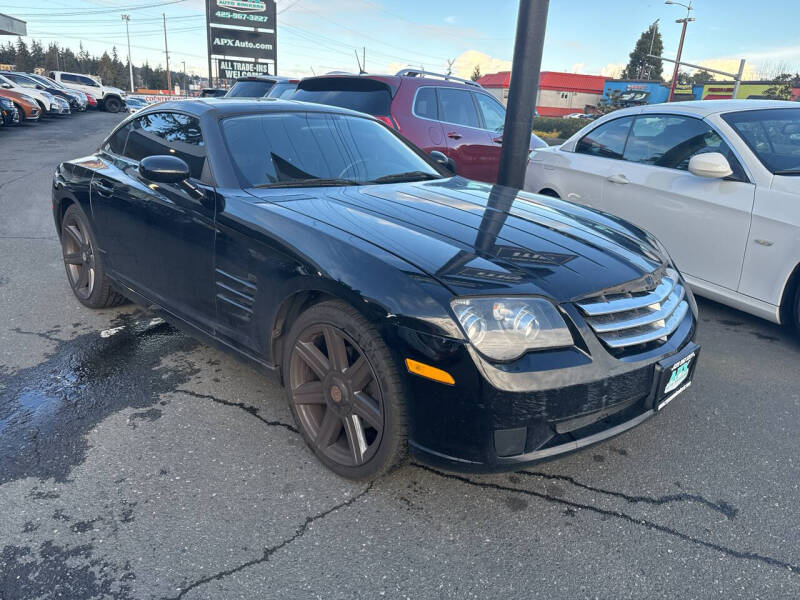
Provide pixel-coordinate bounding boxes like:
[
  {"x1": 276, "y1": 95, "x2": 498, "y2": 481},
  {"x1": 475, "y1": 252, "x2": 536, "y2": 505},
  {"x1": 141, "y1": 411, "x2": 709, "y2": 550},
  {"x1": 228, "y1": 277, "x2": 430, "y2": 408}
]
[{"x1": 247, "y1": 178, "x2": 665, "y2": 301}]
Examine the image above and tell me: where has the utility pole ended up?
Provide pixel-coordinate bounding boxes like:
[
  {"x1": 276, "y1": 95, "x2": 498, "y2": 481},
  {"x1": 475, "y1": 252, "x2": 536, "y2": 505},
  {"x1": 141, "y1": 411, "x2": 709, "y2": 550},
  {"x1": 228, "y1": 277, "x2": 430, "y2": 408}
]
[
  {"x1": 162, "y1": 13, "x2": 172, "y2": 93},
  {"x1": 205, "y1": 0, "x2": 213, "y2": 86},
  {"x1": 666, "y1": 0, "x2": 694, "y2": 102},
  {"x1": 121, "y1": 15, "x2": 135, "y2": 92},
  {"x1": 181, "y1": 60, "x2": 186, "y2": 95},
  {"x1": 497, "y1": 0, "x2": 550, "y2": 189},
  {"x1": 362, "y1": 46, "x2": 366, "y2": 73}
]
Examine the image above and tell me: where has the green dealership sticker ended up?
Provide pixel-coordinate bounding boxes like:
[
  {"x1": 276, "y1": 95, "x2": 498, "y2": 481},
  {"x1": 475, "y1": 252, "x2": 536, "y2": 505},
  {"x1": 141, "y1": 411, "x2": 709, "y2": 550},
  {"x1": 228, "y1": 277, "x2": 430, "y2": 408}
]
[{"x1": 664, "y1": 361, "x2": 690, "y2": 394}]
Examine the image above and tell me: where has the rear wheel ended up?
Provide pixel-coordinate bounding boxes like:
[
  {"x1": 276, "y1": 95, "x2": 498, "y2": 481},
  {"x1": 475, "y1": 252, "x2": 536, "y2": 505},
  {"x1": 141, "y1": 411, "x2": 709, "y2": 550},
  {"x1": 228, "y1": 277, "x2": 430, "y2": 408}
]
[
  {"x1": 283, "y1": 300, "x2": 407, "y2": 480},
  {"x1": 793, "y1": 283, "x2": 800, "y2": 336},
  {"x1": 60, "y1": 204, "x2": 127, "y2": 309},
  {"x1": 12, "y1": 103, "x2": 25, "y2": 125},
  {"x1": 104, "y1": 96, "x2": 122, "y2": 113}
]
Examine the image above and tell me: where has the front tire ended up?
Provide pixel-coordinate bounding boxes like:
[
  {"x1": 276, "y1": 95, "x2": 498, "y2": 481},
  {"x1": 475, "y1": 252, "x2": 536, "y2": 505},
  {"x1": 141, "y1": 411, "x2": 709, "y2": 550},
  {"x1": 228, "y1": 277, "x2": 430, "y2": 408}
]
[
  {"x1": 793, "y1": 283, "x2": 800, "y2": 337},
  {"x1": 282, "y1": 300, "x2": 407, "y2": 480},
  {"x1": 60, "y1": 204, "x2": 126, "y2": 309},
  {"x1": 104, "y1": 97, "x2": 122, "y2": 113}
]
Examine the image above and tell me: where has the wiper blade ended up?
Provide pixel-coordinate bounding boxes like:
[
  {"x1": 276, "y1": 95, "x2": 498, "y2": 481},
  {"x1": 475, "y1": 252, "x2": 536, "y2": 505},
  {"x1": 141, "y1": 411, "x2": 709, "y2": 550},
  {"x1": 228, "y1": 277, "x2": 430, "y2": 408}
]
[
  {"x1": 774, "y1": 169, "x2": 800, "y2": 175},
  {"x1": 368, "y1": 171, "x2": 442, "y2": 184},
  {"x1": 254, "y1": 178, "x2": 360, "y2": 189}
]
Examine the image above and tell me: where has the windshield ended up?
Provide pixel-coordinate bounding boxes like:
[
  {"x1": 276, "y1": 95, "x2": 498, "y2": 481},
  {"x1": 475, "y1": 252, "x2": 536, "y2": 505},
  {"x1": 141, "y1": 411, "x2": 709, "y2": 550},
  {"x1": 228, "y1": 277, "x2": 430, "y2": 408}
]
[
  {"x1": 221, "y1": 112, "x2": 443, "y2": 188},
  {"x1": 722, "y1": 108, "x2": 800, "y2": 174},
  {"x1": 226, "y1": 80, "x2": 275, "y2": 98},
  {"x1": 4, "y1": 73, "x2": 38, "y2": 88}
]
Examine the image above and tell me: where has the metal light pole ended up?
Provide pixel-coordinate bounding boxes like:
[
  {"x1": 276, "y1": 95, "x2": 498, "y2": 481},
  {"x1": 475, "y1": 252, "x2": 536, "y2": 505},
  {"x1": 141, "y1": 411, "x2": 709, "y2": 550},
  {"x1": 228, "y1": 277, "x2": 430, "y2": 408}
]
[
  {"x1": 666, "y1": 0, "x2": 694, "y2": 102},
  {"x1": 638, "y1": 19, "x2": 659, "y2": 79},
  {"x1": 121, "y1": 14, "x2": 134, "y2": 92},
  {"x1": 162, "y1": 13, "x2": 172, "y2": 93},
  {"x1": 497, "y1": 0, "x2": 550, "y2": 190}
]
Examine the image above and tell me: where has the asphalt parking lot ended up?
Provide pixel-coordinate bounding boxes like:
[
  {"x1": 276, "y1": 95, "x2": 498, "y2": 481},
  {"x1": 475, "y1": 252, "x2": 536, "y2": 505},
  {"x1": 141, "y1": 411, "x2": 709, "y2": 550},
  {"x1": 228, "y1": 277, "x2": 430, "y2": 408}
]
[{"x1": 1, "y1": 112, "x2": 800, "y2": 600}]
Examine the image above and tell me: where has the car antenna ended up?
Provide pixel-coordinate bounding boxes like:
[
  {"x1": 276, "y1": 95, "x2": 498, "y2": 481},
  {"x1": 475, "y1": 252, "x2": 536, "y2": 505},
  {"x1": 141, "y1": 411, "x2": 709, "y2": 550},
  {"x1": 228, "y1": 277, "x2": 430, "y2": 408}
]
[{"x1": 354, "y1": 49, "x2": 366, "y2": 75}]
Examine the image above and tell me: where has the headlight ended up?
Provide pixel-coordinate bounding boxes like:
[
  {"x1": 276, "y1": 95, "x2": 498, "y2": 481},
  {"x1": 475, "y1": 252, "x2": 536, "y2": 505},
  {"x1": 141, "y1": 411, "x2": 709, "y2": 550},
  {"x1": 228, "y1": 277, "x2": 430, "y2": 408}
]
[{"x1": 451, "y1": 297, "x2": 573, "y2": 361}]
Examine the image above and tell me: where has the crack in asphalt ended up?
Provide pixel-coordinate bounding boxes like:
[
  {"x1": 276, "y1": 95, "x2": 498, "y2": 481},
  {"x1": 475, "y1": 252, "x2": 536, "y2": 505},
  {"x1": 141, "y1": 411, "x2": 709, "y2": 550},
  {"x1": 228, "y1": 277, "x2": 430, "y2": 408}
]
[
  {"x1": 174, "y1": 388, "x2": 299, "y2": 433},
  {"x1": 416, "y1": 465, "x2": 800, "y2": 575},
  {"x1": 166, "y1": 482, "x2": 374, "y2": 600},
  {"x1": 517, "y1": 470, "x2": 738, "y2": 520},
  {"x1": 11, "y1": 326, "x2": 64, "y2": 344}
]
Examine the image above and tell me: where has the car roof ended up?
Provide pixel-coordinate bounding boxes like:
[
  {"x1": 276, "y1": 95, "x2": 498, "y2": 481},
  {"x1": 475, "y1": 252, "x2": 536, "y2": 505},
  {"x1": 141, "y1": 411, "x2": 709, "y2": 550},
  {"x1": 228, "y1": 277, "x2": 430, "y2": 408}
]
[
  {"x1": 610, "y1": 99, "x2": 798, "y2": 118},
  {"x1": 298, "y1": 69, "x2": 484, "y2": 91},
  {"x1": 139, "y1": 97, "x2": 376, "y2": 120},
  {"x1": 234, "y1": 75, "x2": 296, "y2": 83}
]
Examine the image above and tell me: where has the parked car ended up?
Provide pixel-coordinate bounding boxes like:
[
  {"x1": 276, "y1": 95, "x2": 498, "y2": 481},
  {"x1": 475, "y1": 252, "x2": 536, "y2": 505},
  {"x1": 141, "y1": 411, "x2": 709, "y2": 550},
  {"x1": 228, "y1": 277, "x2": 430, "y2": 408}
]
[
  {"x1": 199, "y1": 88, "x2": 227, "y2": 98},
  {"x1": 0, "y1": 71, "x2": 83, "y2": 113},
  {"x1": 24, "y1": 72, "x2": 89, "y2": 111},
  {"x1": 86, "y1": 92, "x2": 98, "y2": 109},
  {"x1": 0, "y1": 88, "x2": 41, "y2": 122},
  {"x1": 0, "y1": 96, "x2": 20, "y2": 126},
  {"x1": 225, "y1": 76, "x2": 298, "y2": 99},
  {"x1": 48, "y1": 71, "x2": 126, "y2": 113},
  {"x1": 52, "y1": 98, "x2": 699, "y2": 479},
  {"x1": 52, "y1": 95, "x2": 71, "y2": 115},
  {"x1": 0, "y1": 73, "x2": 59, "y2": 116},
  {"x1": 125, "y1": 97, "x2": 150, "y2": 113},
  {"x1": 526, "y1": 100, "x2": 800, "y2": 333},
  {"x1": 292, "y1": 69, "x2": 547, "y2": 184}
]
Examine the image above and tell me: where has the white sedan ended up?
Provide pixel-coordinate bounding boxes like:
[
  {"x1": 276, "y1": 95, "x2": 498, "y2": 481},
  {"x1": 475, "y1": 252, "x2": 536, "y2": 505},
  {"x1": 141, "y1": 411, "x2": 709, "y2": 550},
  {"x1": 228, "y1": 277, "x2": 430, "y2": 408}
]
[{"x1": 525, "y1": 100, "x2": 800, "y2": 333}]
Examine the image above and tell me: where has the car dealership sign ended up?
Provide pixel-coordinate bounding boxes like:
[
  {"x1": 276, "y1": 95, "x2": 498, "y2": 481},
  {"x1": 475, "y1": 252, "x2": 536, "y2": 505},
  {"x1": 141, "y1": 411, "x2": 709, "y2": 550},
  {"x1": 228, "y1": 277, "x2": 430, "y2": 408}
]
[{"x1": 206, "y1": 0, "x2": 277, "y2": 78}]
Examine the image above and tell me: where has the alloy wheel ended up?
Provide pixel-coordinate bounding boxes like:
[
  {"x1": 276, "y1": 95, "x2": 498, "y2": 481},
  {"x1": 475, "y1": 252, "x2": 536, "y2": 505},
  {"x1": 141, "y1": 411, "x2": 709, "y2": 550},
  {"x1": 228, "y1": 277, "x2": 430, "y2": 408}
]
[
  {"x1": 289, "y1": 324, "x2": 384, "y2": 468},
  {"x1": 62, "y1": 215, "x2": 95, "y2": 300}
]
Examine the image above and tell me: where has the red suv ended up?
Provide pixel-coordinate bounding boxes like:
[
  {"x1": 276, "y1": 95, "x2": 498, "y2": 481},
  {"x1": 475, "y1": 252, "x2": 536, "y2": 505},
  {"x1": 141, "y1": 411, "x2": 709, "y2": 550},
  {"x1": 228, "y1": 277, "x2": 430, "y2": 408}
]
[{"x1": 293, "y1": 69, "x2": 546, "y2": 184}]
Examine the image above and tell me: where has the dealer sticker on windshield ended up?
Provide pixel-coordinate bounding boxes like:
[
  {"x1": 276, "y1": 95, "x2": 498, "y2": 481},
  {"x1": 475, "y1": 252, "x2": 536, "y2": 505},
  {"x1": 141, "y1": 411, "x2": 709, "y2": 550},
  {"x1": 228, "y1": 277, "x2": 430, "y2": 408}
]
[{"x1": 657, "y1": 351, "x2": 696, "y2": 411}]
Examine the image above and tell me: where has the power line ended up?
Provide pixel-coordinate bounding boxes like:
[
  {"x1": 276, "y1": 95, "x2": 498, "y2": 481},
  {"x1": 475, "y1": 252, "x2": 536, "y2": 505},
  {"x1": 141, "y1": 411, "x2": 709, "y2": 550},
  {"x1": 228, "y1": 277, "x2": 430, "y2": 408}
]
[{"x1": 7, "y1": 0, "x2": 189, "y2": 17}]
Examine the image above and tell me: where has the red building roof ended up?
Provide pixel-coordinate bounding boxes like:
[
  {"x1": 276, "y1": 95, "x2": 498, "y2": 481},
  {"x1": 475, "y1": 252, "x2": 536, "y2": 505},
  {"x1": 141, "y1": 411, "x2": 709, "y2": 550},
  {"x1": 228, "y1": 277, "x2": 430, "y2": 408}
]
[{"x1": 477, "y1": 70, "x2": 606, "y2": 95}]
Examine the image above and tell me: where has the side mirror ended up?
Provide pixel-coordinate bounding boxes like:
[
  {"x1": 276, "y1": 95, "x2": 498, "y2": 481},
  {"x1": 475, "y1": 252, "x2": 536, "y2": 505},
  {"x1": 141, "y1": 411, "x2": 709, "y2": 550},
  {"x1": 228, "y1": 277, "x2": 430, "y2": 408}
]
[
  {"x1": 139, "y1": 155, "x2": 190, "y2": 184},
  {"x1": 430, "y1": 150, "x2": 457, "y2": 175},
  {"x1": 1, "y1": 83, "x2": 11, "y2": 89},
  {"x1": 688, "y1": 152, "x2": 733, "y2": 179}
]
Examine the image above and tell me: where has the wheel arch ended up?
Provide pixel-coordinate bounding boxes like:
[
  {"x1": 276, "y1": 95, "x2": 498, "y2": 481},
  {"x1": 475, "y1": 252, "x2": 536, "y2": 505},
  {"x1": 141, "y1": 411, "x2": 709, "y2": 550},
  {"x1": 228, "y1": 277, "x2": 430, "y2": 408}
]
[
  {"x1": 538, "y1": 187, "x2": 560, "y2": 198},
  {"x1": 778, "y1": 261, "x2": 800, "y2": 326}
]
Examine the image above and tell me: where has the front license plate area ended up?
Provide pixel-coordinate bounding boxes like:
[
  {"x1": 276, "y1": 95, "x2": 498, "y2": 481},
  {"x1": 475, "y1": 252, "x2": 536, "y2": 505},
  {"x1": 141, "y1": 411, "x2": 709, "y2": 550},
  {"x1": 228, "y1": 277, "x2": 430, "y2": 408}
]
[{"x1": 654, "y1": 343, "x2": 700, "y2": 411}]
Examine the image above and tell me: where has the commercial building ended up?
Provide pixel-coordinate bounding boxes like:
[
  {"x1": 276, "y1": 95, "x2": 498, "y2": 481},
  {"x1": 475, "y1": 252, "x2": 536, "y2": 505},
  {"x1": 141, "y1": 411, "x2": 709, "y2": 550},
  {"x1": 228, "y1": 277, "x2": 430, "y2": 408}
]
[
  {"x1": 477, "y1": 71, "x2": 606, "y2": 117},
  {"x1": 603, "y1": 79, "x2": 800, "y2": 106}
]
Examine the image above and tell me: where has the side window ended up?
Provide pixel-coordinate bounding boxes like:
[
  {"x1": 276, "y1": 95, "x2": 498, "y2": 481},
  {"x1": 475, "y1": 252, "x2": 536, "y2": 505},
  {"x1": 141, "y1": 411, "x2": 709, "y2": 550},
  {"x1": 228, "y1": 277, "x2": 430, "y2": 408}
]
[
  {"x1": 124, "y1": 112, "x2": 207, "y2": 180},
  {"x1": 437, "y1": 88, "x2": 480, "y2": 128},
  {"x1": 61, "y1": 74, "x2": 78, "y2": 83},
  {"x1": 104, "y1": 122, "x2": 132, "y2": 155},
  {"x1": 474, "y1": 93, "x2": 506, "y2": 132},
  {"x1": 414, "y1": 87, "x2": 438, "y2": 120},
  {"x1": 81, "y1": 76, "x2": 100, "y2": 87},
  {"x1": 624, "y1": 115, "x2": 747, "y2": 179},
  {"x1": 575, "y1": 117, "x2": 634, "y2": 159}
]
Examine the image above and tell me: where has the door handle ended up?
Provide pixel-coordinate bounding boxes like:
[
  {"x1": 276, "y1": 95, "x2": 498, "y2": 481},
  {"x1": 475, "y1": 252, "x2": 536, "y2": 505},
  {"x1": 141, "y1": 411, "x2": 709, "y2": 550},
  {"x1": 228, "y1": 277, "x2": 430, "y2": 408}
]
[
  {"x1": 492, "y1": 136, "x2": 504, "y2": 144},
  {"x1": 92, "y1": 180, "x2": 115, "y2": 197},
  {"x1": 606, "y1": 174, "x2": 629, "y2": 184},
  {"x1": 446, "y1": 132, "x2": 462, "y2": 140}
]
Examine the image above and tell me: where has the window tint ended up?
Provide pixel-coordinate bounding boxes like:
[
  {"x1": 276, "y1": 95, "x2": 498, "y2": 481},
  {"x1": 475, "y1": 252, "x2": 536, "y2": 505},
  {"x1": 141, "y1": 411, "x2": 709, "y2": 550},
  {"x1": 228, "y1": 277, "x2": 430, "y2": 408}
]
[
  {"x1": 414, "y1": 87, "x2": 438, "y2": 120},
  {"x1": 268, "y1": 82, "x2": 297, "y2": 99},
  {"x1": 124, "y1": 112, "x2": 206, "y2": 180},
  {"x1": 220, "y1": 112, "x2": 440, "y2": 188},
  {"x1": 5, "y1": 73, "x2": 36, "y2": 88},
  {"x1": 226, "y1": 80, "x2": 274, "y2": 98},
  {"x1": 61, "y1": 74, "x2": 78, "y2": 83},
  {"x1": 104, "y1": 122, "x2": 132, "y2": 155},
  {"x1": 437, "y1": 88, "x2": 480, "y2": 128},
  {"x1": 294, "y1": 78, "x2": 392, "y2": 116},
  {"x1": 624, "y1": 115, "x2": 747, "y2": 179},
  {"x1": 474, "y1": 93, "x2": 506, "y2": 132},
  {"x1": 79, "y1": 75, "x2": 99, "y2": 87},
  {"x1": 722, "y1": 108, "x2": 800, "y2": 174},
  {"x1": 576, "y1": 117, "x2": 633, "y2": 159}
]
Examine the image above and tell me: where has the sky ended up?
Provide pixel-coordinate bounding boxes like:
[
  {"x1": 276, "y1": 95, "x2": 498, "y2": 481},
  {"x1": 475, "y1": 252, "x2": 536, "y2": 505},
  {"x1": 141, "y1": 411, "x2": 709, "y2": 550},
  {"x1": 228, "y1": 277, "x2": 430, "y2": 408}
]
[{"x1": 3, "y1": 0, "x2": 800, "y2": 81}]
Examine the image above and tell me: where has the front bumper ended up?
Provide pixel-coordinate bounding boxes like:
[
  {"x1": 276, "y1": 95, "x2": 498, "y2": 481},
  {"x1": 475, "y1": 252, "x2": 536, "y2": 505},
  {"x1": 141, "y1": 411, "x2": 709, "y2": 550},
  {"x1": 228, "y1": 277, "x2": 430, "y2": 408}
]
[{"x1": 392, "y1": 302, "x2": 698, "y2": 473}]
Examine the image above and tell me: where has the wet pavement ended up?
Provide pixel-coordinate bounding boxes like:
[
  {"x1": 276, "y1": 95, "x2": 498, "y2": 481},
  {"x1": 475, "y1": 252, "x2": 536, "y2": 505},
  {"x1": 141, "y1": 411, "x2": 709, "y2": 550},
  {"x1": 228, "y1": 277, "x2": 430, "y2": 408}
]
[{"x1": 1, "y1": 112, "x2": 800, "y2": 599}]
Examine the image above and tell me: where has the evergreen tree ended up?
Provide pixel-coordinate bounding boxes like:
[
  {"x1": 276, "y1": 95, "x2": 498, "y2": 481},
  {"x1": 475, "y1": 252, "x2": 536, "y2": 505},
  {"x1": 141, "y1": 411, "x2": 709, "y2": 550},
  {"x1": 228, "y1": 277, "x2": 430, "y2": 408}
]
[
  {"x1": 470, "y1": 64, "x2": 482, "y2": 82},
  {"x1": 14, "y1": 38, "x2": 33, "y2": 71},
  {"x1": 620, "y1": 23, "x2": 663, "y2": 80},
  {"x1": 689, "y1": 70, "x2": 714, "y2": 84},
  {"x1": 30, "y1": 40, "x2": 45, "y2": 69},
  {"x1": 97, "y1": 51, "x2": 115, "y2": 86}
]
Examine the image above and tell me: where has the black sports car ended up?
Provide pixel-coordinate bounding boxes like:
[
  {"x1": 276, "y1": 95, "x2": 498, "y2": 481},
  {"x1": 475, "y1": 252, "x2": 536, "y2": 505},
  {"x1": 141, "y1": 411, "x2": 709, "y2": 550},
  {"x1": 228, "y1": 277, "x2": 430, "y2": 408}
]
[
  {"x1": 53, "y1": 99, "x2": 700, "y2": 479},
  {"x1": 0, "y1": 96, "x2": 20, "y2": 126}
]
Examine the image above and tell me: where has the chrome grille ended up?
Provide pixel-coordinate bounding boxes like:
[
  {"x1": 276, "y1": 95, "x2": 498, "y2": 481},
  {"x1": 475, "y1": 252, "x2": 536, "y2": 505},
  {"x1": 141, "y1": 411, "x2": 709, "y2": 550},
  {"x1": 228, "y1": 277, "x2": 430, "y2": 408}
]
[{"x1": 576, "y1": 269, "x2": 688, "y2": 350}]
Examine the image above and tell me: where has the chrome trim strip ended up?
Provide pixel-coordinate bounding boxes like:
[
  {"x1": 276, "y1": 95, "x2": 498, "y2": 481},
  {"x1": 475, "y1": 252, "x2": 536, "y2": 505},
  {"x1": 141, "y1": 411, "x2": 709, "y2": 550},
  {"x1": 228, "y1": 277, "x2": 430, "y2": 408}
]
[
  {"x1": 577, "y1": 276, "x2": 676, "y2": 316},
  {"x1": 588, "y1": 285, "x2": 685, "y2": 333},
  {"x1": 598, "y1": 301, "x2": 689, "y2": 349}
]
